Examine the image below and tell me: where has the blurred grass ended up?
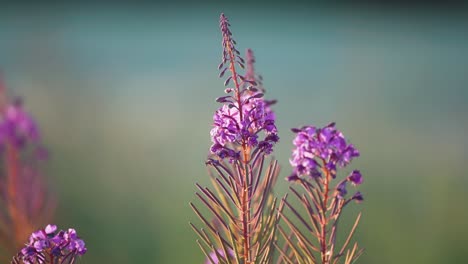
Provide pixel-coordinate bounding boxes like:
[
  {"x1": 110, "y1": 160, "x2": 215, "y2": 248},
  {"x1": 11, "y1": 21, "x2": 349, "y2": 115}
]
[{"x1": 1, "y1": 5, "x2": 468, "y2": 263}]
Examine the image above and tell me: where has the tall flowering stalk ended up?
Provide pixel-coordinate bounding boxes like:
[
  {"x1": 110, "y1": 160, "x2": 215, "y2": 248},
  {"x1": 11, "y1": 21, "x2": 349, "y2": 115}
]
[
  {"x1": 277, "y1": 123, "x2": 364, "y2": 264},
  {"x1": 192, "y1": 13, "x2": 365, "y2": 264},
  {"x1": 0, "y1": 79, "x2": 55, "y2": 259},
  {"x1": 191, "y1": 13, "x2": 283, "y2": 264}
]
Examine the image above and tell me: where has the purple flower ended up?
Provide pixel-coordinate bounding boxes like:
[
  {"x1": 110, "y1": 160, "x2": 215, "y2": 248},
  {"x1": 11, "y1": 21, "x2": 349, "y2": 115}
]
[
  {"x1": 289, "y1": 123, "x2": 359, "y2": 178},
  {"x1": 348, "y1": 170, "x2": 363, "y2": 186},
  {"x1": 34, "y1": 239, "x2": 51, "y2": 251},
  {"x1": 64, "y1": 228, "x2": 87, "y2": 254},
  {"x1": 352, "y1": 191, "x2": 364, "y2": 203},
  {"x1": 336, "y1": 181, "x2": 347, "y2": 199},
  {"x1": 286, "y1": 173, "x2": 301, "y2": 182},
  {"x1": 0, "y1": 99, "x2": 40, "y2": 149},
  {"x1": 210, "y1": 97, "x2": 278, "y2": 160},
  {"x1": 45, "y1": 224, "x2": 57, "y2": 234},
  {"x1": 19, "y1": 245, "x2": 41, "y2": 264},
  {"x1": 20, "y1": 246, "x2": 36, "y2": 257},
  {"x1": 51, "y1": 230, "x2": 65, "y2": 245},
  {"x1": 15, "y1": 225, "x2": 87, "y2": 263},
  {"x1": 64, "y1": 228, "x2": 77, "y2": 240}
]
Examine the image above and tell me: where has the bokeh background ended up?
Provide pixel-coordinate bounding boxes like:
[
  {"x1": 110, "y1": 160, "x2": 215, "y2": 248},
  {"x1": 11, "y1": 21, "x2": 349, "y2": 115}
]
[{"x1": 1, "y1": 2, "x2": 467, "y2": 263}]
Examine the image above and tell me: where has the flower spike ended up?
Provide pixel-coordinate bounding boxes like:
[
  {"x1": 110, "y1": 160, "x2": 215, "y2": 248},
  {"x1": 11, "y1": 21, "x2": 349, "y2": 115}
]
[
  {"x1": 0, "y1": 78, "x2": 55, "y2": 261},
  {"x1": 192, "y1": 13, "x2": 366, "y2": 264},
  {"x1": 279, "y1": 123, "x2": 365, "y2": 264},
  {"x1": 192, "y1": 13, "x2": 283, "y2": 264}
]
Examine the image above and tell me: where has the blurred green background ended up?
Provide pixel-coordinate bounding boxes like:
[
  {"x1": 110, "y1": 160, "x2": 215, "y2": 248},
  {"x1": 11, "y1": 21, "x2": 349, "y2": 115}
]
[{"x1": 1, "y1": 2, "x2": 467, "y2": 263}]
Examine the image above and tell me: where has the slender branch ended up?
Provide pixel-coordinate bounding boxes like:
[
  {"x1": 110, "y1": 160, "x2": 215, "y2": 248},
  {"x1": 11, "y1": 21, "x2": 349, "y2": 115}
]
[{"x1": 320, "y1": 159, "x2": 332, "y2": 264}]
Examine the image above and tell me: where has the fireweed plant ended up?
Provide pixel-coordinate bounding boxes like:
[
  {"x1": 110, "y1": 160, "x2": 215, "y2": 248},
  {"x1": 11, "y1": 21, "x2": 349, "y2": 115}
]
[
  {"x1": 279, "y1": 124, "x2": 363, "y2": 264},
  {"x1": 190, "y1": 13, "x2": 282, "y2": 264},
  {"x1": 0, "y1": 80, "x2": 55, "y2": 258},
  {"x1": 191, "y1": 14, "x2": 365, "y2": 264},
  {"x1": 0, "y1": 80, "x2": 87, "y2": 263}
]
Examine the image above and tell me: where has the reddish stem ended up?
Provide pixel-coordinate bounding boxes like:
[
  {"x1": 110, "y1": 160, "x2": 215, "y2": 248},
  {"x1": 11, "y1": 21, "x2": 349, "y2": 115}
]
[
  {"x1": 224, "y1": 33, "x2": 251, "y2": 263},
  {"x1": 320, "y1": 159, "x2": 331, "y2": 264}
]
